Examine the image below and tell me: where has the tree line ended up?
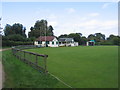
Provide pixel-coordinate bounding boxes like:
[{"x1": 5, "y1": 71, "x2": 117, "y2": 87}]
[
  {"x1": 58, "y1": 33, "x2": 120, "y2": 45},
  {"x1": 2, "y1": 19, "x2": 120, "y2": 47}
]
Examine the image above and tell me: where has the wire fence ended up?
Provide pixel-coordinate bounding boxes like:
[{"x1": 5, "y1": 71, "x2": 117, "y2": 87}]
[{"x1": 12, "y1": 45, "x2": 48, "y2": 73}]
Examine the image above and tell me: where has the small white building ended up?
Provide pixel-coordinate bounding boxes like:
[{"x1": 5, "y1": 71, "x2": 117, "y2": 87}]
[
  {"x1": 34, "y1": 36, "x2": 59, "y2": 47},
  {"x1": 87, "y1": 40, "x2": 95, "y2": 46},
  {"x1": 59, "y1": 38, "x2": 78, "y2": 47}
]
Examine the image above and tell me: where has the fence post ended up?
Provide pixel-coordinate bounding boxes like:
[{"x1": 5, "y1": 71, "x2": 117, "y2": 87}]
[
  {"x1": 44, "y1": 55, "x2": 47, "y2": 74},
  {"x1": 36, "y1": 55, "x2": 38, "y2": 65},
  {"x1": 12, "y1": 48, "x2": 14, "y2": 55},
  {"x1": 36, "y1": 55, "x2": 38, "y2": 70},
  {"x1": 20, "y1": 50, "x2": 21, "y2": 60},
  {"x1": 24, "y1": 51, "x2": 25, "y2": 62},
  {"x1": 11, "y1": 45, "x2": 48, "y2": 74}
]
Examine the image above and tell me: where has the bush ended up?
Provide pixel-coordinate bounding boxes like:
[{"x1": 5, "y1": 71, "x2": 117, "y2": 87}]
[
  {"x1": 100, "y1": 41, "x2": 113, "y2": 45},
  {"x1": 2, "y1": 40, "x2": 33, "y2": 47}
]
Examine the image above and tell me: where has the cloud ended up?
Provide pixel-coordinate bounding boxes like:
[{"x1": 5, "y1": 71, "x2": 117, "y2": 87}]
[
  {"x1": 48, "y1": 14, "x2": 56, "y2": 19},
  {"x1": 102, "y1": 3, "x2": 110, "y2": 9},
  {"x1": 66, "y1": 8, "x2": 75, "y2": 13},
  {"x1": 74, "y1": 19, "x2": 117, "y2": 36},
  {"x1": 89, "y1": 13, "x2": 99, "y2": 17},
  {"x1": 77, "y1": 19, "x2": 117, "y2": 30},
  {"x1": 54, "y1": 18, "x2": 117, "y2": 37}
]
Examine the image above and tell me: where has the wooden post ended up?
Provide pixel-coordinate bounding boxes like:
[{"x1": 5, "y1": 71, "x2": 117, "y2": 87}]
[
  {"x1": 20, "y1": 50, "x2": 21, "y2": 60},
  {"x1": 36, "y1": 55, "x2": 38, "y2": 69},
  {"x1": 44, "y1": 56, "x2": 47, "y2": 74},
  {"x1": 12, "y1": 48, "x2": 14, "y2": 56},
  {"x1": 36, "y1": 55, "x2": 38, "y2": 65},
  {"x1": 24, "y1": 51, "x2": 25, "y2": 61}
]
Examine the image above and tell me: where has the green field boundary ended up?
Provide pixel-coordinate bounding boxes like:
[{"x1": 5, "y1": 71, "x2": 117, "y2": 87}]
[{"x1": 48, "y1": 72, "x2": 73, "y2": 88}]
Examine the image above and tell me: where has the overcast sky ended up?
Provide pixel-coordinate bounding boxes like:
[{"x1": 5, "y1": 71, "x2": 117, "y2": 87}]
[{"x1": 2, "y1": 1, "x2": 118, "y2": 37}]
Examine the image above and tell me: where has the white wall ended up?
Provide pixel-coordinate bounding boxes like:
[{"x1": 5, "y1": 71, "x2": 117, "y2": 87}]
[
  {"x1": 48, "y1": 38, "x2": 59, "y2": 47},
  {"x1": 34, "y1": 38, "x2": 78, "y2": 47},
  {"x1": 34, "y1": 38, "x2": 59, "y2": 47},
  {"x1": 74, "y1": 42, "x2": 78, "y2": 46},
  {"x1": 87, "y1": 42, "x2": 89, "y2": 46},
  {"x1": 34, "y1": 41, "x2": 38, "y2": 45}
]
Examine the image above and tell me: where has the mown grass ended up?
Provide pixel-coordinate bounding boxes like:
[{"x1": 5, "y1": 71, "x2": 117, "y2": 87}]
[
  {"x1": 2, "y1": 50, "x2": 68, "y2": 88},
  {"x1": 26, "y1": 46, "x2": 118, "y2": 88}
]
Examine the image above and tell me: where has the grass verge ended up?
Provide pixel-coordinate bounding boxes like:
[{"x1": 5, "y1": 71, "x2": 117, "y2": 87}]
[{"x1": 2, "y1": 50, "x2": 68, "y2": 88}]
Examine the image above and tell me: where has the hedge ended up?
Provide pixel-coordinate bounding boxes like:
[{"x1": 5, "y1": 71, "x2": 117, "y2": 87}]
[{"x1": 2, "y1": 40, "x2": 34, "y2": 47}]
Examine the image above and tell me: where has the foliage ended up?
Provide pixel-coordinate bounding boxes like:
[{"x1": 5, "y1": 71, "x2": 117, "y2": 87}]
[
  {"x1": 58, "y1": 33, "x2": 87, "y2": 45},
  {"x1": 87, "y1": 33, "x2": 105, "y2": 42},
  {"x1": 2, "y1": 40, "x2": 33, "y2": 47},
  {"x1": 68, "y1": 33, "x2": 81, "y2": 45},
  {"x1": 58, "y1": 33, "x2": 120, "y2": 46},
  {"x1": 2, "y1": 35, "x2": 35, "y2": 47},
  {"x1": 107, "y1": 34, "x2": 120, "y2": 45},
  {"x1": 58, "y1": 34, "x2": 68, "y2": 38},
  {"x1": 28, "y1": 20, "x2": 54, "y2": 38},
  {"x1": 2, "y1": 19, "x2": 120, "y2": 46},
  {"x1": 5, "y1": 34, "x2": 26, "y2": 41},
  {"x1": 4, "y1": 23, "x2": 27, "y2": 38}
]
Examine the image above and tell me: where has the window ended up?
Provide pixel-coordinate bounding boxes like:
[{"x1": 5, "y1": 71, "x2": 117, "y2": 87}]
[
  {"x1": 46, "y1": 41, "x2": 49, "y2": 44},
  {"x1": 52, "y1": 42, "x2": 54, "y2": 45},
  {"x1": 38, "y1": 41, "x2": 42, "y2": 44},
  {"x1": 56, "y1": 42, "x2": 58, "y2": 44}
]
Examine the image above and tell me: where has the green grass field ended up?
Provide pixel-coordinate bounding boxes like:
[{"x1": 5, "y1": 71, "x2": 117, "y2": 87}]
[
  {"x1": 26, "y1": 46, "x2": 118, "y2": 88},
  {"x1": 2, "y1": 50, "x2": 67, "y2": 88}
]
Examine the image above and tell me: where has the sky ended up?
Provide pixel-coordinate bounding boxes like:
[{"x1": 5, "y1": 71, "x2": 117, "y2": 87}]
[{"x1": 1, "y1": 1, "x2": 118, "y2": 38}]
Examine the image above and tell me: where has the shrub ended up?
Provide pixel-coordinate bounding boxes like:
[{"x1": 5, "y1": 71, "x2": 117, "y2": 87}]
[{"x1": 2, "y1": 40, "x2": 33, "y2": 47}]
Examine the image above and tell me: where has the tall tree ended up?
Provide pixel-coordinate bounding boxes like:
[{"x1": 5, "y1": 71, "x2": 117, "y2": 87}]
[
  {"x1": 0, "y1": 18, "x2": 3, "y2": 36},
  {"x1": 87, "y1": 34, "x2": 95, "y2": 40},
  {"x1": 58, "y1": 34, "x2": 68, "y2": 38},
  {"x1": 107, "y1": 34, "x2": 120, "y2": 45},
  {"x1": 4, "y1": 23, "x2": 27, "y2": 37},
  {"x1": 94, "y1": 33, "x2": 105, "y2": 42},
  {"x1": 88, "y1": 33, "x2": 105, "y2": 43},
  {"x1": 47, "y1": 25, "x2": 54, "y2": 36},
  {"x1": 28, "y1": 19, "x2": 54, "y2": 38},
  {"x1": 68, "y1": 33, "x2": 81, "y2": 45}
]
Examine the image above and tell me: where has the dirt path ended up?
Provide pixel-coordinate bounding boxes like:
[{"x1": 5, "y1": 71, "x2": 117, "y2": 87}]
[{"x1": 0, "y1": 48, "x2": 11, "y2": 89}]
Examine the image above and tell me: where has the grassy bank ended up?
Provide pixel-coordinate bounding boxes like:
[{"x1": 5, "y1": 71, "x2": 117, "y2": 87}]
[
  {"x1": 26, "y1": 46, "x2": 118, "y2": 88},
  {"x1": 2, "y1": 50, "x2": 67, "y2": 88}
]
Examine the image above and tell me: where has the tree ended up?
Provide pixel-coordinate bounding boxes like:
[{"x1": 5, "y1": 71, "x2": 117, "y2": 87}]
[
  {"x1": 107, "y1": 34, "x2": 120, "y2": 45},
  {"x1": 87, "y1": 33, "x2": 106, "y2": 45},
  {"x1": 88, "y1": 34, "x2": 95, "y2": 40},
  {"x1": 94, "y1": 33, "x2": 105, "y2": 42},
  {"x1": 47, "y1": 25, "x2": 54, "y2": 36},
  {"x1": 81, "y1": 36, "x2": 87, "y2": 45},
  {"x1": 28, "y1": 19, "x2": 54, "y2": 38},
  {"x1": 58, "y1": 34, "x2": 68, "y2": 38},
  {"x1": 58, "y1": 33, "x2": 86, "y2": 45},
  {"x1": 4, "y1": 24, "x2": 12, "y2": 36},
  {"x1": 68, "y1": 33, "x2": 82, "y2": 45},
  {"x1": 30, "y1": 27, "x2": 34, "y2": 31},
  {"x1": 4, "y1": 23, "x2": 27, "y2": 37},
  {"x1": 22, "y1": 27, "x2": 27, "y2": 38},
  {"x1": 107, "y1": 34, "x2": 115, "y2": 40},
  {"x1": 7, "y1": 34, "x2": 26, "y2": 41},
  {"x1": 0, "y1": 18, "x2": 3, "y2": 36}
]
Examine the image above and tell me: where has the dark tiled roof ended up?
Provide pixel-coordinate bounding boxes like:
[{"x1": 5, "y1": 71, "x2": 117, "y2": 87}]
[
  {"x1": 36, "y1": 36, "x2": 55, "y2": 41},
  {"x1": 59, "y1": 38, "x2": 74, "y2": 42}
]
